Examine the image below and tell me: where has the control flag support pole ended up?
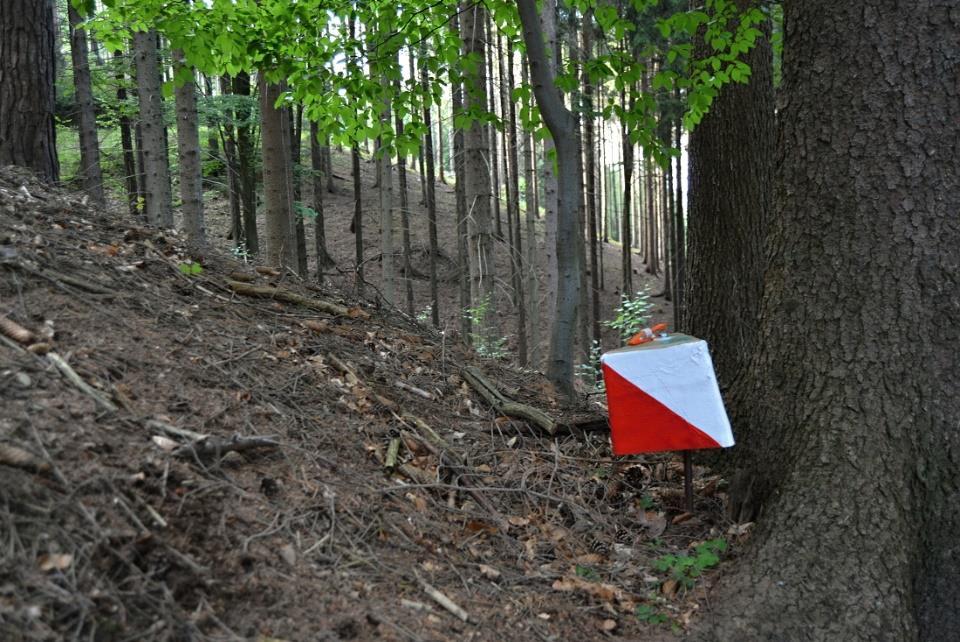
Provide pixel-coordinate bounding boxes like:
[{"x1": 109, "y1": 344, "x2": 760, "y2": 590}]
[{"x1": 683, "y1": 450, "x2": 694, "y2": 512}]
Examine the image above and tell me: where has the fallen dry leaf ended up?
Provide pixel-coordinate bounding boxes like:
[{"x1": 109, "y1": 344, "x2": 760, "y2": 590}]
[
  {"x1": 346, "y1": 306, "x2": 370, "y2": 319},
  {"x1": 600, "y1": 618, "x2": 617, "y2": 632},
  {"x1": 479, "y1": 564, "x2": 501, "y2": 580},
  {"x1": 661, "y1": 579, "x2": 679, "y2": 597},
  {"x1": 151, "y1": 435, "x2": 178, "y2": 452}
]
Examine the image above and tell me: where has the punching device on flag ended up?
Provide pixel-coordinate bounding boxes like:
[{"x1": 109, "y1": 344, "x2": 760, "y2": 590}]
[{"x1": 601, "y1": 331, "x2": 734, "y2": 510}]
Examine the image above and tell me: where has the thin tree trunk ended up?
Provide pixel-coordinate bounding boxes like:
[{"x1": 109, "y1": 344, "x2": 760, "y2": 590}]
[
  {"x1": 503, "y1": 38, "x2": 527, "y2": 366},
  {"x1": 420, "y1": 51, "x2": 440, "y2": 326},
  {"x1": 233, "y1": 72, "x2": 258, "y2": 255},
  {"x1": 115, "y1": 50, "x2": 139, "y2": 216},
  {"x1": 583, "y1": 13, "x2": 601, "y2": 353},
  {"x1": 219, "y1": 76, "x2": 242, "y2": 247},
  {"x1": 485, "y1": 12, "x2": 503, "y2": 240},
  {"x1": 451, "y1": 13, "x2": 472, "y2": 344},
  {"x1": 518, "y1": 0, "x2": 582, "y2": 398},
  {"x1": 673, "y1": 98, "x2": 685, "y2": 329},
  {"x1": 377, "y1": 72, "x2": 395, "y2": 305},
  {"x1": 291, "y1": 104, "x2": 307, "y2": 275},
  {"x1": 67, "y1": 4, "x2": 104, "y2": 201},
  {"x1": 310, "y1": 120, "x2": 333, "y2": 283},
  {"x1": 521, "y1": 59, "x2": 541, "y2": 365},
  {"x1": 173, "y1": 51, "x2": 204, "y2": 244},
  {"x1": 461, "y1": 1, "x2": 496, "y2": 345},
  {"x1": 259, "y1": 77, "x2": 297, "y2": 270},
  {"x1": 620, "y1": 88, "x2": 634, "y2": 296},
  {"x1": 352, "y1": 141, "x2": 364, "y2": 296},
  {"x1": 393, "y1": 89, "x2": 414, "y2": 316},
  {"x1": 539, "y1": 0, "x2": 559, "y2": 337},
  {"x1": 132, "y1": 30, "x2": 172, "y2": 226}
]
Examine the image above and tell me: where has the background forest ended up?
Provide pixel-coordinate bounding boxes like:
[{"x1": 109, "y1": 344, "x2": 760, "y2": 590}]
[{"x1": 1, "y1": 0, "x2": 958, "y2": 640}]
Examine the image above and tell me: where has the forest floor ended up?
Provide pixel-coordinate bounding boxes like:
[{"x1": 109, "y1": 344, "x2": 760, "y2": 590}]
[{"x1": 0, "y1": 164, "x2": 743, "y2": 642}]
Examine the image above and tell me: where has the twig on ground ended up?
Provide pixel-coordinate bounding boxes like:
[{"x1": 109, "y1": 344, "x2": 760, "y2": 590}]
[{"x1": 46, "y1": 352, "x2": 118, "y2": 412}]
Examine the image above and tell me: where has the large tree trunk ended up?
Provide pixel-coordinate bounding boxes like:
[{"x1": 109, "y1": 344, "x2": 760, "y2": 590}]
[
  {"x1": 0, "y1": 0, "x2": 59, "y2": 182},
  {"x1": 517, "y1": 0, "x2": 582, "y2": 398},
  {"x1": 699, "y1": 2, "x2": 960, "y2": 640},
  {"x1": 259, "y1": 77, "x2": 297, "y2": 270},
  {"x1": 173, "y1": 52, "x2": 205, "y2": 244},
  {"x1": 683, "y1": 0, "x2": 772, "y2": 388},
  {"x1": 67, "y1": 4, "x2": 104, "y2": 201},
  {"x1": 133, "y1": 30, "x2": 172, "y2": 227},
  {"x1": 219, "y1": 75, "x2": 242, "y2": 246},
  {"x1": 461, "y1": 1, "x2": 496, "y2": 346},
  {"x1": 503, "y1": 37, "x2": 527, "y2": 367}
]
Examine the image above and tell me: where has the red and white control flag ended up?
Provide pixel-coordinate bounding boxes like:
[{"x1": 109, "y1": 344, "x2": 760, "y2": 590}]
[{"x1": 601, "y1": 334, "x2": 734, "y2": 455}]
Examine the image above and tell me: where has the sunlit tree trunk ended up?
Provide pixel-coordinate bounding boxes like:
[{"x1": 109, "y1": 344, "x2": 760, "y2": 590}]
[{"x1": 421, "y1": 43, "x2": 440, "y2": 326}]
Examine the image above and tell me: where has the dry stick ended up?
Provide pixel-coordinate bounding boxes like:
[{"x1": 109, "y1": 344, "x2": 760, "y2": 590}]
[
  {"x1": 416, "y1": 573, "x2": 470, "y2": 623},
  {"x1": 46, "y1": 352, "x2": 118, "y2": 412},
  {"x1": 225, "y1": 279, "x2": 349, "y2": 316},
  {"x1": 144, "y1": 418, "x2": 208, "y2": 442},
  {"x1": 460, "y1": 366, "x2": 556, "y2": 435},
  {"x1": 385, "y1": 438, "x2": 401, "y2": 470},
  {"x1": 394, "y1": 380, "x2": 434, "y2": 400},
  {"x1": 0, "y1": 443, "x2": 51, "y2": 474}
]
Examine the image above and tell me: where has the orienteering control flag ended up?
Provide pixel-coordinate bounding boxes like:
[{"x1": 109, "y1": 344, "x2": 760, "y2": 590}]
[{"x1": 601, "y1": 334, "x2": 734, "y2": 455}]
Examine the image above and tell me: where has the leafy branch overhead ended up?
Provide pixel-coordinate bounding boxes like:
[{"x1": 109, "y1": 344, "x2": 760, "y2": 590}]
[{"x1": 80, "y1": 0, "x2": 764, "y2": 164}]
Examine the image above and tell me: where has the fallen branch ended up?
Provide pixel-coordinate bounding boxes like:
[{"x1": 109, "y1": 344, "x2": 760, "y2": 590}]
[
  {"x1": 225, "y1": 279, "x2": 349, "y2": 316},
  {"x1": 461, "y1": 366, "x2": 556, "y2": 435},
  {"x1": 47, "y1": 352, "x2": 118, "y2": 412},
  {"x1": 394, "y1": 380, "x2": 434, "y2": 400},
  {"x1": 173, "y1": 434, "x2": 281, "y2": 461},
  {"x1": 144, "y1": 418, "x2": 208, "y2": 442},
  {"x1": 417, "y1": 575, "x2": 470, "y2": 623}
]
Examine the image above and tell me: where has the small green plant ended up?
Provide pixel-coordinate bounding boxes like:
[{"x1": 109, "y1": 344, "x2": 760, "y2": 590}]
[
  {"x1": 230, "y1": 245, "x2": 252, "y2": 263},
  {"x1": 415, "y1": 304, "x2": 433, "y2": 323},
  {"x1": 654, "y1": 538, "x2": 727, "y2": 590},
  {"x1": 574, "y1": 564, "x2": 600, "y2": 582},
  {"x1": 604, "y1": 289, "x2": 653, "y2": 342},
  {"x1": 464, "y1": 295, "x2": 507, "y2": 359},
  {"x1": 178, "y1": 261, "x2": 203, "y2": 276},
  {"x1": 576, "y1": 339, "x2": 605, "y2": 392},
  {"x1": 294, "y1": 201, "x2": 318, "y2": 221},
  {"x1": 635, "y1": 603, "x2": 669, "y2": 625}
]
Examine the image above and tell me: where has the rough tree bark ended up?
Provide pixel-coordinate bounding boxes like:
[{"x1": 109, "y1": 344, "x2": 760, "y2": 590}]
[
  {"x1": 620, "y1": 86, "x2": 634, "y2": 297},
  {"x1": 683, "y1": 0, "x2": 772, "y2": 387},
  {"x1": 0, "y1": 0, "x2": 59, "y2": 182},
  {"x1": 517, "y1": 0, "x2": 582, "y2": 398},
  {"x1": 539, "y1": 0, "x2": 559, "y2": 345},
  {"x1": 583, "y1": 13, "x2": 601, "y2": 353},
  {"x1": 132, "y1": 30, "x2": 172, "y2": 227},
  {"x1": 503, "y1": 38, "x2": 527, "y2": 366},
  {"x1": 698, "y1": 2, "x2": 960, "y2": 640},
  {"x1": 173, "y1": 52, "x2": 205, "y2": 244},
  {"x1": 258, "y1": 77, "x2": 297, "y2": 270},
  {"x1": 67, "y1": 4, "x2": 104, "y2": 201}
]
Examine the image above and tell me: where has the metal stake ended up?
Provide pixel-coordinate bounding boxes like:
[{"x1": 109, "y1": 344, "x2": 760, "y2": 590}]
[{"x1": 683, "y1": 450, "x2": 694, "y2": 512}]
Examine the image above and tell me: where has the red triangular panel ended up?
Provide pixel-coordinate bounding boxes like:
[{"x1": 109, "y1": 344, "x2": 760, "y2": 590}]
[{"x1": 602, "y1": 363, "x2": 721, "y2": 455}]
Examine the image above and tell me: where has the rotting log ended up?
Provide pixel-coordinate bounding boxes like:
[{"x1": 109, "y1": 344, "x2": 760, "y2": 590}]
[
  {"x1": 225, "y1": 279, "x2": 349, "y2": 316},
  {"x1": 460, "y1": 366, "x2": 557, "y2": 434}
]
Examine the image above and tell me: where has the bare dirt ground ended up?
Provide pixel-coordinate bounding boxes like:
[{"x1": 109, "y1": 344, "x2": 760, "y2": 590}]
[{"x1": 0, "y1": 164, "x2": 738, "y2": 642}]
